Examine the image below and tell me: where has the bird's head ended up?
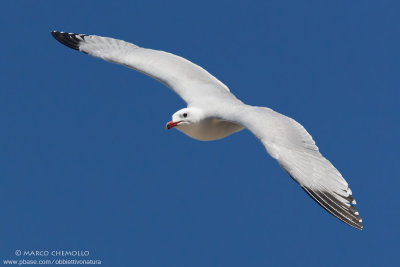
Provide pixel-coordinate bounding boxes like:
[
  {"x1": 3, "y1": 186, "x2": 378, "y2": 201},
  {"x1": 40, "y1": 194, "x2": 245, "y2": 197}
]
[{"x1": 166, "y1": 107, "x2": 204, "y2": 130}]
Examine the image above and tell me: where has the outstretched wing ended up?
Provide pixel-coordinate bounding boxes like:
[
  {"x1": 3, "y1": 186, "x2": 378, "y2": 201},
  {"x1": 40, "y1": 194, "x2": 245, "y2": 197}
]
[
  {"x1": 223, "y1": 106, "x2": 363, "y2": 230},
  {"x1": 51, "y1": 31, "x2": 237, "y2": 105}
]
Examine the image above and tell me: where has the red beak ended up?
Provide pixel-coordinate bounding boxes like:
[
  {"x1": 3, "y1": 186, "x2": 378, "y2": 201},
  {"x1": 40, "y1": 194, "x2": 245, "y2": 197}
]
[{"x1": 166, "y1": 120, "x2": 181, "y2": 130}]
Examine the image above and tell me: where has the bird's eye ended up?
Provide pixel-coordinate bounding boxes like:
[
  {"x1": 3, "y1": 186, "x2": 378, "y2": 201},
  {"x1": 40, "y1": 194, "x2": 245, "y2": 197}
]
[{"x1": 183, "y1": 113, "x2": 188, "y2": 118}]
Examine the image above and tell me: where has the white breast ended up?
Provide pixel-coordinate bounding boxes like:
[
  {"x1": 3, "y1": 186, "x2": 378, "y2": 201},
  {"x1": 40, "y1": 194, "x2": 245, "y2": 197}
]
[{"x1": 176, "y1": 118, "x2": 244, "y2": 141}]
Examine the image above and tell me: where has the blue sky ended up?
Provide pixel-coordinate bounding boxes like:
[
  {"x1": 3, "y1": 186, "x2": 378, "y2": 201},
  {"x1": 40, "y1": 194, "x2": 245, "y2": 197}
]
[{"x1": 1, "y1": 1, "x2": 399, "y2": 266}]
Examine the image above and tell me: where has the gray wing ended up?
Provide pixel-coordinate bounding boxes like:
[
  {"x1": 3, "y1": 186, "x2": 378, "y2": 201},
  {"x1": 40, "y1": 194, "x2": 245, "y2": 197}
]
[
  {"x1": 51, "y1": 31, "x2": 237, "y2": 105},
  {"x1": 224, "y1": 106, "x2": 363, "y2": 229}
]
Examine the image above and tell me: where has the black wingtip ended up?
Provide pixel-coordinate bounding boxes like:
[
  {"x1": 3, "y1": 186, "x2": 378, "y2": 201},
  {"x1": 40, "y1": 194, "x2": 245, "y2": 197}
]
[
  {"x1": 302, "y1": 186, "x2": 363, "y2": 230},
  {"x1": 50, "y1": 31, "x2": 88, "y2": 52}
]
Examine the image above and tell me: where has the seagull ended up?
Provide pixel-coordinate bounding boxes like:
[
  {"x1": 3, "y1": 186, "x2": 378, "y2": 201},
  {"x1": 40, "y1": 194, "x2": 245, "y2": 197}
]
[{"x1": 51, "y1": 30, "x2": 363, "y2": 230}]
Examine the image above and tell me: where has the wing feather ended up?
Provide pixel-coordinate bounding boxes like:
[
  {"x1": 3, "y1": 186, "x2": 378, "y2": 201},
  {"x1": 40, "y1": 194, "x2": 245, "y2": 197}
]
[
  {"x1": 51, "y1": 31, "x2": 237, "y2": 105},
  {"x1": 222, "y1": 106, "x2": 363, "y2": 230}
]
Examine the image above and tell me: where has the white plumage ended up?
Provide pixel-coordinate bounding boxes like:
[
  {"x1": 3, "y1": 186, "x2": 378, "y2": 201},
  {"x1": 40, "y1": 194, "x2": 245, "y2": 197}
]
[{"x1": 51, "y1": 31, "x2": 363, "y2": 229}]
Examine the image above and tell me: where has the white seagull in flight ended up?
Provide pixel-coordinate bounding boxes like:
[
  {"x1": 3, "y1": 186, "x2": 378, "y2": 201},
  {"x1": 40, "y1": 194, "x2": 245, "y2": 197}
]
[{"x1": 51, "y1": 31, "x2": 363, "y2": 230}]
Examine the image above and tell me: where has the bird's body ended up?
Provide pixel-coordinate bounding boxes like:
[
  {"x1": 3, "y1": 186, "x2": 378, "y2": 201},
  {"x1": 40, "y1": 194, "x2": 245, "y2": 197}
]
[
  {"x1": 176, "y1": 117, "x2": 244, "y2": 141},
  {"x1": 51, "y1": 31, "x2": 363, "y2": 230}
]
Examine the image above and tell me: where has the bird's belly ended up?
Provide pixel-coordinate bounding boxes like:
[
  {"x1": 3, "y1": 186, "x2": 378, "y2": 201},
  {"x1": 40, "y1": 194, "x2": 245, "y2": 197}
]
[{"x1": 177, "y1": 118, "x2": 244, "y2": 141}]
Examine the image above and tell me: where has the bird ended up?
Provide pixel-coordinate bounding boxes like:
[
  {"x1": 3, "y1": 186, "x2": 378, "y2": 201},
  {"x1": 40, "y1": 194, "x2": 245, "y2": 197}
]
[{"x1": 50, "y1": 30, "x2": 363, "y2": 230}]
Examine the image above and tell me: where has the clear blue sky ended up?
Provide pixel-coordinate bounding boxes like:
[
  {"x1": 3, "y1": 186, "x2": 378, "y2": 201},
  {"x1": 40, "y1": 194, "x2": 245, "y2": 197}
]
[{"x1": 1, "y1": 1, "x2": 399, "y2": 266}]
